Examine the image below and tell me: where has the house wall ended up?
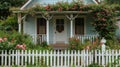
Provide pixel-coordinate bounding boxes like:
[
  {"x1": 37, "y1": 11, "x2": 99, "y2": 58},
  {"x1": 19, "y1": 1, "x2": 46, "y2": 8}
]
[
  {"x1": 49, "y1": 20, "x2": 54, "y2": 44},
  {"x1": 23, "y1": 15, "x2": 37, "y2": 43},
  {"x1": 86, "y1": 14, "x2": 97, "y2": 35},
  {"x1": 23, "y1": 14, "x2": 97, "y2": 44},
  {"x1": 23, "y1": 15, "x2": 36, "y2": 35},
  {"x1": 116, "y1": 20, "x2": 120, "y2": 37}
]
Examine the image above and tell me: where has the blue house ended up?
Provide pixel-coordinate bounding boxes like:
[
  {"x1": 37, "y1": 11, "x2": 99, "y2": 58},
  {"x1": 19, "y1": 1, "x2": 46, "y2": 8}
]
[{"x1": 17, "y1": 0, "x2": 120, "y2": 45}]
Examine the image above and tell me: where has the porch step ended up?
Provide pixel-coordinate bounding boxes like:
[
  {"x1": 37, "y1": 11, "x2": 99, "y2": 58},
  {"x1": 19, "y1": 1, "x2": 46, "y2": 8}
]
[{"x1": 50, "y1": 43, "x2": 69, "y2": 50}]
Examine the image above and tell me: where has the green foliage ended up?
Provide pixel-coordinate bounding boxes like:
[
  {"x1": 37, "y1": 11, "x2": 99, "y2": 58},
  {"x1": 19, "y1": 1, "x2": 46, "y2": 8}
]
[
  {"x1": 88, "y1": 63, "x2": 103, "y2": 67},
  {"x1": 27, "y1": 1, "x2": 85, "y2": 12},
  {"x1": 0, "y1": 0, "x2": 28, "y2": 20},
  {"x1": 0, "y1": 31, "x2": 33, "y2": 50},
  {"x1": 0, "y1": 2, "x2": 11, "y2": 20},
  {"x1": 108, "y1": 55, "x2": 120, "y2": 67},
  {"x1": 0, "y1": 15, "x2": 18, "y2": 31},
  {"x1": 105, "y1": 0, "x2": 120, "y2": 4},
  {"x1": 0, "y1": 37, "x2": 16, "y2": 50},
  {"x1": 106, "y1": 39, "x2": 120, "y2": 49},
  {"x1": 68, "y1": 37, "x2": 81, "y2": 50},
  {"x1": 68, "y1": 37, "x2": 101, "y2": 50},
  {"x1": 91, "y1": 4, "x2": 119, "y2": 40},
  {"x1": 40, "y1": 41, "x2": 48, "y2": 47}
]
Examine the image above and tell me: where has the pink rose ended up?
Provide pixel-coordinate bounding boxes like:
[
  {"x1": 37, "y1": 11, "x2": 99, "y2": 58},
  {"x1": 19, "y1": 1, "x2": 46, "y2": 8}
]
[
  {"x1": 3, "y1": 37, "x2": 7, "y2": 41},
  {"x1": 21, "y1": 47, "x2": 26, "y2": 50},
  {"x1": 22, "y1": 43, "x2": 26, "y2": 48},
  {"x1": 16, "y1": 44, "x2": 21, "y2": 48},
  {"x1": 0, "y1": 38, "x2": 3, "y2": 43}
]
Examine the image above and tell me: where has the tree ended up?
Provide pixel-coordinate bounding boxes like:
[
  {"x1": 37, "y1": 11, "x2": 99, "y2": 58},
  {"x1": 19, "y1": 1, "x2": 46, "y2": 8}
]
[
  {"x1": 105, "y1": 0, "x2": 120, "y2": 4},
  {"x1": 0, "y1": 0, "x2": 28, "y2": 20}
]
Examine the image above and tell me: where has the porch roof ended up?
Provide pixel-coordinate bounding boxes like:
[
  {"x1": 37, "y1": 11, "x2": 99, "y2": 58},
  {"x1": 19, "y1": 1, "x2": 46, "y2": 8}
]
[{"x1": 13, "y1": 11, "x2": 91, "y2": 14}]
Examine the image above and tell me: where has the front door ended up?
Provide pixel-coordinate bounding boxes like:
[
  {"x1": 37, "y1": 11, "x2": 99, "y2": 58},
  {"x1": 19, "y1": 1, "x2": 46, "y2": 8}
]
[{"x1": 54, "y1": 19, "x2": 67, "y2": 44}]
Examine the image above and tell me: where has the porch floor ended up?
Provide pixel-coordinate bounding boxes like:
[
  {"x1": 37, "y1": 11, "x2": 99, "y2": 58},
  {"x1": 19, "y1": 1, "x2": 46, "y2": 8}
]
[{"x1": 50, "y1": 43, "x2": 69, "y2": 50}]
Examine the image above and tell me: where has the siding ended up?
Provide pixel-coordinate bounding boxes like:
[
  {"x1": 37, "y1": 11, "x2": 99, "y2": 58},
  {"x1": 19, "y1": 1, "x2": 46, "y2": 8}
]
[
  {"x1": 49, "y1": 20, "x2": 54, "y2": 44},
  {"x1": 116, "y1": 20, "x2": 120, "y2": 37},
  {"x1": 86, "y1": 14, "x2": 97, "y2": 35},
  {"x1": 23, "y1": 15, "x2": 36, "y2": 35}
]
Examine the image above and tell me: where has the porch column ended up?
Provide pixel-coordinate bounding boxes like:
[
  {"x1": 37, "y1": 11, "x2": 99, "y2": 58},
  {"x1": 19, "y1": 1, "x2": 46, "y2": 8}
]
[
  {"x1": 42, "y1": 15, "x2": 53, "y2": 44},
  {"x1": 46, "y1": 20, "x2": 50, "y2": 44},
  {"x1": 70, "y1": 14, "x2": 74, "y2": 37},
  {"x1": 18, "y1": 13, "x2": 22, "y2": 33},
  {"x1": 66, "y1": 14, "x2": 78, "y2": 37}
]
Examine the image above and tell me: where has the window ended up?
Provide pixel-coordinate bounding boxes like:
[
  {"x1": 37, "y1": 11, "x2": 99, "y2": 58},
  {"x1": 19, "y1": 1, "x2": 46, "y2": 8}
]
[
  {"x1": 75, "y1": 18, "x2": 84, "y2": 35},
  {"x1": 37, "y1": 18, "x2": 46, "y2": 34},
  {"x1": 56, "y1": 19, "x2": 64, "y2": 33}
]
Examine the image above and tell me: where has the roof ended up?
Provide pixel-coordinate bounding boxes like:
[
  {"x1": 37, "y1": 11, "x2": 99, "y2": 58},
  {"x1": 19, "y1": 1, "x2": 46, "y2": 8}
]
[
  {"x1": 20, "y1": 0, "x2": 32, "y2": 10},
  {"x1": 20, "y1": 0, "x2": 100, "y2": 10},
  {"x1": 13, "y1": 11, "x2": 90, "y2": 14}
]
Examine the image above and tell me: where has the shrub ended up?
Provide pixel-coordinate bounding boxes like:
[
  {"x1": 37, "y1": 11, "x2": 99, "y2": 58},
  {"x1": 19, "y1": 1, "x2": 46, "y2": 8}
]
[
  {"x1": 40, "y1": 41, "x2": 48, "y2": 47},
  {"x1": 0, "y1": 31, "x2": 33, "y2": 50},
  {"x1": 68, "y1": 37, "x2": 81, "y2": 50},
  {"x1": 106, "y1": 39, "x2": 120, "y2": 49},
  {"x1": 0, "y1": 37, "x2": 16, "y2": 50},
  {"x1": 0, "y1": 15, "x2": 18, "y2": 31},
  {"x1": 88, "y1": 63, "x2": 103, "y2": 67}
]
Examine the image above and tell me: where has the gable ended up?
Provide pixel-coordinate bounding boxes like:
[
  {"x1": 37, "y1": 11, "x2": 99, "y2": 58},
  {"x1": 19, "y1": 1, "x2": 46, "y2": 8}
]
[{"x1": 21, "y1": 0, "x2": 95, "y2": 10}]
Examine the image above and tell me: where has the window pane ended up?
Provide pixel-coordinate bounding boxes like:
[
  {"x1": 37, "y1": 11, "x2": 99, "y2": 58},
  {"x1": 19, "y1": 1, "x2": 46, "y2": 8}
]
[
  {"x1": 37, "y1": 18, "x2": 46, "y2": 34},
  {"x1": 75, "y1": 18, "x2": 84, "y2": 35},
  {"x1": 56, "y1": 19, "x2": 64, "y2": 33}
]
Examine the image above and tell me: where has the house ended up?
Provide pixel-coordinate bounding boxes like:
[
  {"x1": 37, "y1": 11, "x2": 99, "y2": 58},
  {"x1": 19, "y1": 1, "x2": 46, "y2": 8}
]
[{"x1": 16, "y1": 0, "x2": 119, "y2": 45}]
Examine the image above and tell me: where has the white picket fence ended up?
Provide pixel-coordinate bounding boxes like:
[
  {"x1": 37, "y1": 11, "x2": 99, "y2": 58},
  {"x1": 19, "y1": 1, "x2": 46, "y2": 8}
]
[{"x1": 0, "y1": 50, "x2": 120, "y2": 67}]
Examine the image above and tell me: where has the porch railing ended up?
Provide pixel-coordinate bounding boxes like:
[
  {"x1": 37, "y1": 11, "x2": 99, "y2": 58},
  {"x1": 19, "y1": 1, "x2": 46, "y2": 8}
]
[
  {"x1": 31, "y1": 34, "x2": 98, "y2": 44},
  {"x1": 37, "y1": 34, "x2": 47, "y2": 44},
  {"x1": 75, "y1": 35, "x2": 99, "y2": 43},
  {"x1": 31, "y1": 34, "x2": 46, "y2": 44}
]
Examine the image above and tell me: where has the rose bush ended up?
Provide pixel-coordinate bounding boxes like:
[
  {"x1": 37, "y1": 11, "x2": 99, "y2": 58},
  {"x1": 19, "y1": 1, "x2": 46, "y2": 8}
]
[
  {"x1": 0, "y1": 37, "x2": 27, "y2": 50},
  {"x1": 15, "y1": 43, "x2": 26, "y2": 50},
  {"x1": 0, "y1": 37, "x2": 16, "y2": 50}
]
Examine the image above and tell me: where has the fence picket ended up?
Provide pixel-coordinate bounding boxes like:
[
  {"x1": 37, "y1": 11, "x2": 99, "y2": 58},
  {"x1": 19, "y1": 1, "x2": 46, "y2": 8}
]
[
  {"x1": 25, "y1": 50, "x2": 27, "y2": 66},
  {"x1": 112, "y1": 50, "x2": 114, "y2": 63},
  {"x1": 32, "y1": 50, "x2": 34, "y2": 65},
  {"x1": 119, "y1": 50, "x2": 120, "y2": 65},
  {"x1": 46, "y1": 50, "x2": 49, "y2": 66},
  {"x1": 53, "y1": 50, "x2": 56, "y2": 67},
  {"x1": 1, "y1": 50, "x2": 3, "y2": 65},
  {"x1": 5, "y1": 50, "x2": 7, "y2": 66},
  {"x1": 115, "y1": 50, "x2": 118, "y2": 67},
  {"x1": 8, "y1": 50, "x2": 11, "y2": 66},
  {"x1": 105, "y1": 50, "x2": 108, "y2": 66}
]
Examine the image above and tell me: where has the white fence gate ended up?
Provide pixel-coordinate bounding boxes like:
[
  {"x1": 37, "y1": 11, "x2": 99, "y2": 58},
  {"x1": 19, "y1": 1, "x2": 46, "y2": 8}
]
[{"x1": 0, "y1": 50, "x2": 120, "y2": 67}]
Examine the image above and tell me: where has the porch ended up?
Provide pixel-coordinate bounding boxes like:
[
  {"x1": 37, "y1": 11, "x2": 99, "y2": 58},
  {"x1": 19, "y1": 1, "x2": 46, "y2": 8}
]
[
  {"x1": 31, "y1": 34, "x2": 98, "y2": 45},
  {"x1": 19, "y1": 11, "x2": 99, "y2": 45}
]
